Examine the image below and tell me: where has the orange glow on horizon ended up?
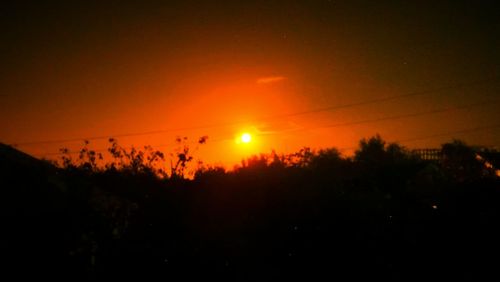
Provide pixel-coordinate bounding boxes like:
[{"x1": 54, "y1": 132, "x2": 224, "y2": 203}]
[{"x1": 3, "y1": 31, "x2": 498, "y2": 170}]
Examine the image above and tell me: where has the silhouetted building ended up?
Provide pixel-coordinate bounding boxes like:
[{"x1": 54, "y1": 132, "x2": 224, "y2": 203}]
[
  {"x1": 412, "y1": 148, "x2": 443, "y2": 161},
  {"x1": 413, "y1": 146, "x2": 500, "y2": 177}
]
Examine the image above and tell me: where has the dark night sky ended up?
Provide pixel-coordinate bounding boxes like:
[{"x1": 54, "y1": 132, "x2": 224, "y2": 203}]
[{"x1": 1, "y1": 0, "x2": 499, "y2": 164}]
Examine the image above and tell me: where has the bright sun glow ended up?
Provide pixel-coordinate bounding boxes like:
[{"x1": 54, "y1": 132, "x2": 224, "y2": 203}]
[{"x1": 241, "y1": 133, "x2": 252, "y2": 143}]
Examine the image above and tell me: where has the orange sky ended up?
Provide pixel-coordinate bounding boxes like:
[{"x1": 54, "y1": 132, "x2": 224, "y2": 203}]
[{"x1": 1, "y1": 1, "x2": 499, "y2": 169}]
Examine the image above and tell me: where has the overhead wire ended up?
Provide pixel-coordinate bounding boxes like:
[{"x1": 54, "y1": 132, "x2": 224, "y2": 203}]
[
  {"x1": 35, "y1": 100, "x2": 500, "y2": 157},
  {"x1": 287, "y1": 99, "x2": 499, "y2": 133},
  {"x1": 11, "y1": 76, "x2": 500, "y2": 147}
]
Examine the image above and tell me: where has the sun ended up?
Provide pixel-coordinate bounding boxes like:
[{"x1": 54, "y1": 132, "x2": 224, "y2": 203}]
[{"x1": 241, "y1": 133, "x2": 252, "y2": 143}]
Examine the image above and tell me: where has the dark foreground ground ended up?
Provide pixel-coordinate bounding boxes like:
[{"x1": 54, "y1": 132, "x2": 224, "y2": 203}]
[{"x1": 1, "y1": 138, "x2": 500, "y2": 280}]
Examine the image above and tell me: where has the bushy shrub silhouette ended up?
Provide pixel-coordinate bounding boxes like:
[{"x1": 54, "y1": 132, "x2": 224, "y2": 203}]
[
  {"x1": 2, "y1": 135, "x2": 499, "y2": 280},
  {"x1": 441, "y1": 139, "x2": 484, "y2": 181}
]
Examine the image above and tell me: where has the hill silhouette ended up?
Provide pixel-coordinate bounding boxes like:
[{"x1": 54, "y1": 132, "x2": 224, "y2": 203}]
[{"x1": 1, "y1": 138, "x2": 499, "y2": 280}]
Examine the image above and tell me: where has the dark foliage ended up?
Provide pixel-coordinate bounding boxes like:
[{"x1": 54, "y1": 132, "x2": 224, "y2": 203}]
[{"x1": 1, "y1": 137, "x2": 499, "y2": 280}]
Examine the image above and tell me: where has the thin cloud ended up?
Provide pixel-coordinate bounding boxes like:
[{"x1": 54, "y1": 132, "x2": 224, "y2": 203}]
[
  {"x1": 256, "y1": 76, "x2": 286, "y2": 84},
  {"x1": 253, "y1": 121, "x2": 302, "y2": 135}
]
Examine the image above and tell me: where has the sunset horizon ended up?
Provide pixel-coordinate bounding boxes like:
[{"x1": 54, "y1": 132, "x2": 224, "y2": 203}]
[
  {"x1": 2, "y1": 1, "x2": 500, "y2": 280},
  {"x1": 2, "y1": 1, "x2": 499, "y2": 167}
]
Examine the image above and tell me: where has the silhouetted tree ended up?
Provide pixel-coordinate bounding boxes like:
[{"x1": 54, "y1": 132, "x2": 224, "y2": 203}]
[
  {"x1": 441, "y1": 139, "x2": 483, "y2": 181},
  {"x1": 4, "y1": 135, "x2": 499, "y2": 280}
]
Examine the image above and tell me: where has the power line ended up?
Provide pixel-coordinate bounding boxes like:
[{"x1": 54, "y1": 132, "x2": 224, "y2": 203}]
[
  {"x1": 12, "y1": 76, "x2": 500, "y2": 147},
  {"x1": 337, "y1": 124, "x2": 500, "y2": 152},
  {"x1": 34, "y1": 101, "x2": 499, "y2": 158},
  {"x1": 36, "y1": 123, "x2": 500, "y2": 158},
  {"x1": 264, "y1": 77, "x2": 499, "y2": 119},
  {"x1": 397, "y1": 124, "x2": 500, "y2": 144},
  {"x1": 291, "y1": 99, "x2": 499, "y2": 133}
]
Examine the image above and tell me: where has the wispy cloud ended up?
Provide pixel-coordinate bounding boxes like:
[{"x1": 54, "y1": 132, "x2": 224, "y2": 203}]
[
  {"x1": 253, "y1": 121, "x2": 301, "y2": 135},
  {"x1": 256, "y1": 76, "x2": 286, "y2": 84}
]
